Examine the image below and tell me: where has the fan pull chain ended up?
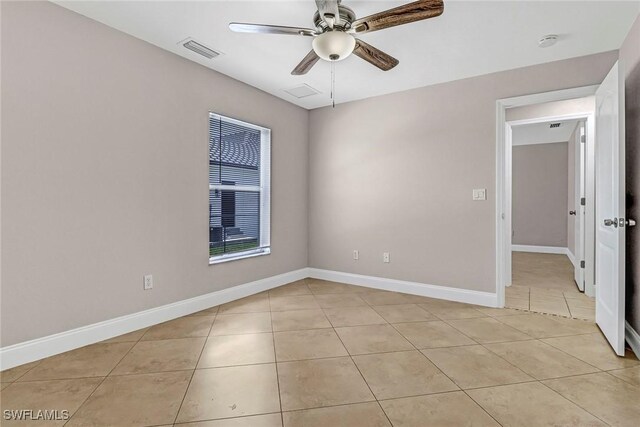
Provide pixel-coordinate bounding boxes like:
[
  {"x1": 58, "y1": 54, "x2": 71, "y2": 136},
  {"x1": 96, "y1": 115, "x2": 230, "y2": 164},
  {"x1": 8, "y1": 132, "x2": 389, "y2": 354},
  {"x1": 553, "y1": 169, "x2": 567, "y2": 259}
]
[{"x1": 331, "y1": 61, "x2": 336, "y2": 108}]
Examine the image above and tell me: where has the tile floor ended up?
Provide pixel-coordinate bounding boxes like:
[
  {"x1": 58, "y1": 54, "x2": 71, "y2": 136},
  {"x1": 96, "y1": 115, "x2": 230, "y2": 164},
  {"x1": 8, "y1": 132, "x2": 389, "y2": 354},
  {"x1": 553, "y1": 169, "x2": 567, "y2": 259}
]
[
  {"x1": 2, "y1": 278, "x2": 638, "y2": 426},
  {"x1": 507, "y1": 252, "x2": 595, "y2": 320}
]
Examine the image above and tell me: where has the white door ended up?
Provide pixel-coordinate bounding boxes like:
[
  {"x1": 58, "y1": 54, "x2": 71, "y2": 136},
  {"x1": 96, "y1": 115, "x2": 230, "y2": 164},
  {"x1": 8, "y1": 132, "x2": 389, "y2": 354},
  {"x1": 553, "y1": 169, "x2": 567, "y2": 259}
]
[
  {"x1": 595, "y1": 61, "x2": 626, "y2": 355},
  {"x1": 574, "y1": 122, "x2": 586, "y2": 291}
]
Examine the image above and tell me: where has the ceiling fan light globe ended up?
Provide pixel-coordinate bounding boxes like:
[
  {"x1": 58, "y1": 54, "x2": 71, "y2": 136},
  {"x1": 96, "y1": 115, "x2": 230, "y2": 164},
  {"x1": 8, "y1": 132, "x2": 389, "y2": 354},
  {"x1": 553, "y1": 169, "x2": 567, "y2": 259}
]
[{"x1": 312, "y1": 31, "x2": 356, "y2": 61}]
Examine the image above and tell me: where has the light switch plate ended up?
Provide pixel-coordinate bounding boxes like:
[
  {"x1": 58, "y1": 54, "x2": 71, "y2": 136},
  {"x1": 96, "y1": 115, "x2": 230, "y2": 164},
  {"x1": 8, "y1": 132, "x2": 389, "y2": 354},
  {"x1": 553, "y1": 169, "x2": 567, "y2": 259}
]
[{"x1": 473, "y1": 189, "x2": 487, "y2": 201}]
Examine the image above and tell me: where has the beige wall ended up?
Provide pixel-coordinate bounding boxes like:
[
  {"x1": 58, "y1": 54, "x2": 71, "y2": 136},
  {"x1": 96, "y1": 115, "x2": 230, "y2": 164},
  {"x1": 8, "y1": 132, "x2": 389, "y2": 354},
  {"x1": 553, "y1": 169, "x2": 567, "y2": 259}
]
[
  {"x1": 308, "y1": 51, "x2": 617, "y2": 293},
  {"x1": 512, "y1": 142, "x2": 569, "y2": 247},
  {"x1": 621, "y1": 15, "x2": 640, "y2": 334},
  {"x1": 1, "y1": 2, "x2": 309, "y2": 346}
]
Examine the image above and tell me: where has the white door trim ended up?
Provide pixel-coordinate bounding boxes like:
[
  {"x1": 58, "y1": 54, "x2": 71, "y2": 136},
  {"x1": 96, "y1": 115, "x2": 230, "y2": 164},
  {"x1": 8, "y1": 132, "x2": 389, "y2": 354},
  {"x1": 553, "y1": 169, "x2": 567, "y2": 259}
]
[{"x1": 496, "y1": 85, "x2": 598, "y2": 307}]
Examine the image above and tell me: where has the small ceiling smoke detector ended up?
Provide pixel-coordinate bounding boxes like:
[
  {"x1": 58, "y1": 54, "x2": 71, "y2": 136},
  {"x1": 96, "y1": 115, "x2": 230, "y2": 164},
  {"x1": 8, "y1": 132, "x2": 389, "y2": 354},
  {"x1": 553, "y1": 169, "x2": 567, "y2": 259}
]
[
  {"x1": 284, "y1": 84, "x2": 321, "y2": 99},
  {"x1": 538, "y1": 34, "x2": 559, "y2": 48},
  {"x1": 179, "y1": 38, "x2": 221, "y2": 59}
]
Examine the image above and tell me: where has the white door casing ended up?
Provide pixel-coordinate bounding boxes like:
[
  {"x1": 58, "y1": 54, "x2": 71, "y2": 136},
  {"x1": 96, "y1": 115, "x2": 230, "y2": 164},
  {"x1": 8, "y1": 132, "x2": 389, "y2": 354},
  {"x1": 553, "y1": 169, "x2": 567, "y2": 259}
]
[
  {"x1": 574, "y1": 122, "x2": 586, "y2": 290},
  {"x1": 595, "y1": 61, "x2": 626, "y2": 356}
]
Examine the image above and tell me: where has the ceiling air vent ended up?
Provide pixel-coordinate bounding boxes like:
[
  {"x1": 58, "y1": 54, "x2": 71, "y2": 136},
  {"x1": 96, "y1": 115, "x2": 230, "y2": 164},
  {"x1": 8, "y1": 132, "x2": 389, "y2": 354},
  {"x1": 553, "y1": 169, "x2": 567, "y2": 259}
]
[
  {"x1": 549, "y1": 123, "x2": 561, "y2": 128},
  {"x1": 180, "y1": 38, "x2": 220, "y2": 59},
  {"x1": 284, "y1": 84, "x2": 321, "y2": 99}
]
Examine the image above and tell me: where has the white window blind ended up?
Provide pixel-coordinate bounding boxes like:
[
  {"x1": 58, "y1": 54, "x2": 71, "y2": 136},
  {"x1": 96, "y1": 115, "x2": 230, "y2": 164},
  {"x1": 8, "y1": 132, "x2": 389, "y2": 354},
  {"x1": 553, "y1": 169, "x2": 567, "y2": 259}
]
[{"x1": 209, "y1": 113, "x2": 271, "y2": 263}]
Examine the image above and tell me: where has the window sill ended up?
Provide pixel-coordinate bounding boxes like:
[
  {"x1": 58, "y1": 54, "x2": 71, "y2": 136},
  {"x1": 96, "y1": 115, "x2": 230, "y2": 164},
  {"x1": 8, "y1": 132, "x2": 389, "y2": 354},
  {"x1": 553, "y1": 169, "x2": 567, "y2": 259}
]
[{"x1": 209, "y1": 247, "x2": 271, "y2": 265}]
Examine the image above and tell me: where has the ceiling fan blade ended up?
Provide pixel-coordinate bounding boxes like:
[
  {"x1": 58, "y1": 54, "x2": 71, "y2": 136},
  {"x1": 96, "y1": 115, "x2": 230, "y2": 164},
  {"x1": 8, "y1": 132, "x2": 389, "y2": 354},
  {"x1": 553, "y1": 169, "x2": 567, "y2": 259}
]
[
  {"x1": 353, "y1": 39, "x2": 399, "y2": 71},
  {"x1": 291, "y1": 50, "x2": 321, "y2": 75},
  {"x1": 315, "y1": 0, "x2": 340, "y2": 28},
  {"x1": 229, "y1": 22, "x2": 317, "y2": 37},
  {"x1": 351, "y1": 0, "x2": 444, "y2": 34}
]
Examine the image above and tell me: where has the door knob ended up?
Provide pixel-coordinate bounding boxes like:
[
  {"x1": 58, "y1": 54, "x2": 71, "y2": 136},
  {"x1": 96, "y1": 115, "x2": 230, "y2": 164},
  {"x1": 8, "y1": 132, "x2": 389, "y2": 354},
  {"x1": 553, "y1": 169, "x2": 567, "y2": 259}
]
[
  {"x1": 569, "y1": 210, "x2": 576, "y2": 216},
  {"x1": 623, "y1": 218, "x2": 636, "y2": 227},
  {"x1": 604, "y1": 218, "x2": 618, "y2": 228}
]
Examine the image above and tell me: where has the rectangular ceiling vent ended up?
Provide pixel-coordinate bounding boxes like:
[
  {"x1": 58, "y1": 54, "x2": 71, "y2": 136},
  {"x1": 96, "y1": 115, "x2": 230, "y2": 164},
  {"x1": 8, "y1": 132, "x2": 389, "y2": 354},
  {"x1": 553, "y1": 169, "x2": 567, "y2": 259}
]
[
  {"x1": 549, "y1": 123, "x2": 562, "y2": 128},
  {"x1": 180, "y1": 38, "x2": 220, "y2": 59},
  {"x1": 284, "y1": 84, "x2": 321, "y2": 99}
]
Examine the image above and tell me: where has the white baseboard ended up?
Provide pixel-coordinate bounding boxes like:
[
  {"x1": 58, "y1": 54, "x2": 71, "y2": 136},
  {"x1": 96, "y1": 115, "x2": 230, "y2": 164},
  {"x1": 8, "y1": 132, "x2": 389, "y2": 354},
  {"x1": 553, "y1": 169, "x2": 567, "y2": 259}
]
[
  {"x1": 0, "y1": 268, "x2": 308, "y2": 370},
  {"x1": 308, "y1": 268, "x2": 498, "y2": 308},
  {"x1": 566, "y1": 250, "x2": 577, "y2": 268},
  {"x1": 512, "y1": 245, "x2": 569, "y2": 255},
  {"x1": 626, "y1": 321, "x2": 640, "y2": 359}
]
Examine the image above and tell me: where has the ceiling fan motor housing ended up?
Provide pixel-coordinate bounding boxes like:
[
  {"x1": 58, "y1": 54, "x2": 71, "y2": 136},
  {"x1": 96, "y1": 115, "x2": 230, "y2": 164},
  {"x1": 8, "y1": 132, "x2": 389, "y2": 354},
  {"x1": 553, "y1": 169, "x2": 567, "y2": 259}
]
[{"x1": 313, "y1": 5, "x2": 356, "y2": 32}]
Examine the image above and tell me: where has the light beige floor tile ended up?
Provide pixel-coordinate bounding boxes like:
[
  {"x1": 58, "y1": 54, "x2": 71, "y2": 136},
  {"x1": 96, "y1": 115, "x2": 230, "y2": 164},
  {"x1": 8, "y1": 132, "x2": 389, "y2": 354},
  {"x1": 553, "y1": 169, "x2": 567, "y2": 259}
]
[
  {"x1": 335, "y1": 324, "x2": 413, "y2": 355},
  {"x1": 189, "y1": 306, "x2": 220, "y2": 316},
  {"x1": 141, "y1": 316, "x2": 215, "y2": 340},
  {"x1": 353, "y1": 350, "x2": 457, "y2": 399},
  {"x1": 505, "y1": 286, "x2": 529, "y2": 298},
  {"x1": 67, "y1": 371, "x2": 192, "y2": 427},
  {"x1": 0, "y1": 361, "x2": 41, "y2": 382},
  {"x1": 485, "y1": 340, "x2": 599, "y2": 379},
  {"x1": 569, "y1": 306, "x2": 595, "y2": 321},
  {"x1": 564, "y1": 292, "x2": 594, "y2": 301},
  {"x1": 19, "y1": 342, "x2": 134, "y2": 381},
  {"x1": 102, "y1": 327, "x2": 149, "y2": 343},
  {"x1": 475, "y1": 307, "x2": 525, "y2": 317},
  {"x1": 415, "y1": 299, "x2": 475, "y2": 312},
  {"x1": 270, "y1": 295, "x2": 320, "y2": 312},
  {"x1": 220, "y1": 294, "x2": 271, "y2": 314},
  {"x1": 371, "y1": 304, "x2": 436, "y2": 323},
  {"x1": 269, "y1": 280, "x2": 312, "y2": 296},
  {"x1": 496, "y1": 313, "x2": 597, "y2": 338},
  {"x1": 112, "y1": 337, "x2": 205, "y2": 375},
  {"x1": 608, "y1": 365, "x2": 640, "y2": 387},
  {"x1": 323, "y1": 306, "x2": 387, "y2": 327},
  {"x1": 306, "y1": 280, "x2": 367, "y2": 294},
  {"x1": 283, "y1": 402, "x2": 390, "y2": 427},
  {"x1": 361, "y1": 291, "x2": 414, "y2": 305},
  {"x1": 380, "y1": 391, "x2": 500, "y2": 427},
  {"x1": 542, "y1": 332, "x2": 640, "y2": 370},
  {"x1": 544, "y1": 372, "x2": 640, "y2": 427},
  {"x1": 566, "y1": 296, "x2": 595, "y2": 308},
  {"x1": 529, "y1": 298, "x2": 571, "y2": 317},
  {"x1": 210, "y1": 312, "x2": 272, "y2": 336},
  {"x1": 423, "y1": 345, "x2": 533, "y2": 389},
  {"x1": 446, "y1": 317, "x2": 531, "y2": 343},
  {"x1": 0, "y1": 378, "x2": 102, "y2": 426},
  {"x1": 430, "y1": 306, "x2": 488, "y2": 320},
  {"x1": 313, "y1": 293, "x2": 367, "y2": 308},
  {"x1": 467, "y1": 381, "x2": 607, "y2": 427},
  {"x1": 177, "y1": 364, "x2": 280, "y2": 422},
  {"x1": 529, "y1": 287, "x2": 566, "y2": 298},
  {"x1": 271, "y1": 309, "x2": 331, "y2": 332},
  {"x1": 274, "y1": 329, "x2": 347, "y2": 361},
  {"x1": 393, "y1": 321, "x2": 476, "y2": 349},
  {"x1": 1, "y1": 382, "x2": 10, "y2": 390},
  {"x1": 504, "y1": 297, "x2": 529, "y2": 310},
  {"x1": 176, "y1": 413, "x2": 282, "y2": 426},
  {"x1": 277, "y1": 357, "x2": 374, "y2": 411},
  {"x1": 198, "y1": 333, "x2": 275, "y2": 368}
]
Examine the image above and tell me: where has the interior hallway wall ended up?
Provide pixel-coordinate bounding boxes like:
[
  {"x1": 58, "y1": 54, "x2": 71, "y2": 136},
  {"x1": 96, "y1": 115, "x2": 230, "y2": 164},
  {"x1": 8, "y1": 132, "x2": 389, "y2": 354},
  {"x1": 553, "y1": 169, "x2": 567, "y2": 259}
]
[
  {"x1": 512, "y1": 142, "x2": 569, "y2": 248},
  {"x1": 1, "y1": 1, "x2": 309, "y2": 346},
  {"x1": 308, "y1": 51, "x2": 617, "y2": 293}
]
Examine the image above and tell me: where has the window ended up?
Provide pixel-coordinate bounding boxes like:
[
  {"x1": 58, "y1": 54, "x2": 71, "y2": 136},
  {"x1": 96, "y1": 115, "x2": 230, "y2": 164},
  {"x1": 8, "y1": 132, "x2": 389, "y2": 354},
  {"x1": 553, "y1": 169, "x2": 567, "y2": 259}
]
[{"x1": 209, "y1": 113, "x2": 271, "y2": 263}]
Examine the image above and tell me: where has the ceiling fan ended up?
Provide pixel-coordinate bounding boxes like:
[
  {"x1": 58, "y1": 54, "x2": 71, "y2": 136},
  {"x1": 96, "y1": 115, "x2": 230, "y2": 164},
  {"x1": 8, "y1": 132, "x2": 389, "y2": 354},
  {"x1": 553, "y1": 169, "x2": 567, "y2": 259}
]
[{"x1": 229, "y1": 0, "x2": 444, "y2": 75}]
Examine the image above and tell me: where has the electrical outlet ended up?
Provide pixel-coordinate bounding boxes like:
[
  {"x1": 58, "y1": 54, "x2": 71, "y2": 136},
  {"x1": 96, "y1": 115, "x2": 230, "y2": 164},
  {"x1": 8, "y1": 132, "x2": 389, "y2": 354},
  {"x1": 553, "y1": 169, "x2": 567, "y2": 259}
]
[
  {"x1": 472, "y1": 188, "x2": 487, "y2": 201},
  {"x1": 353, "y1": 250, "x2": 359, "y2": 260},
  {"x1": 143, "y1": 274, "x2": 153, "y2": 290},
  {"x1": 383, "y1": 252, "x2": 390, "y2": 263}
]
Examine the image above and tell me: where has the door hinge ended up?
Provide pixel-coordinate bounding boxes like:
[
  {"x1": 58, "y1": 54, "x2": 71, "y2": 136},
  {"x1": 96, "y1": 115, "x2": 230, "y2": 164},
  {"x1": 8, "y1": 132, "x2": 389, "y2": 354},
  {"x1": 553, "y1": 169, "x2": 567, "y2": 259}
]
[
  {"x1": 580, "y1": 135, "x2": 586, "y2": 143},
  {"x1": 581, "y1": 197, "x2": 586, "y2": 206},
  {"x1": 580, "y1": 260, "x2": 585, "y2": 268}
]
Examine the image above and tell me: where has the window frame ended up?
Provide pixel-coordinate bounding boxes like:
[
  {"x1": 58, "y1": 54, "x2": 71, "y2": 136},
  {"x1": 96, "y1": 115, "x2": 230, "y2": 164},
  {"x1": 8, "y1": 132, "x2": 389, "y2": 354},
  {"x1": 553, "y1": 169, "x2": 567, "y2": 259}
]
[{"x1": 209, "y1": 112, "x2": 271, "y2": 265}]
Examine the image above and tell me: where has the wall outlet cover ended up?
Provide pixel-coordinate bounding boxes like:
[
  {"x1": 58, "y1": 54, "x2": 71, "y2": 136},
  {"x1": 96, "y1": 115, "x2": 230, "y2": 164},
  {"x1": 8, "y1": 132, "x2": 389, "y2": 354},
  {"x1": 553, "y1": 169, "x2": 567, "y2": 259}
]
[
  {"x1": 143, "y1": 274, "x2": 153, "y2": 290},
  {"x1": 473, "y1": 188, "x2": 487, "y2": 201}
]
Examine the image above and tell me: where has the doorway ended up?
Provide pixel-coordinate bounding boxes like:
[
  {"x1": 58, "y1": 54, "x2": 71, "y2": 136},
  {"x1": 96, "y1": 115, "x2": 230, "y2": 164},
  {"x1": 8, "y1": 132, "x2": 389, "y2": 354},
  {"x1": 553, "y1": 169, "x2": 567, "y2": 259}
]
[{"x1": 507, "y1": 115, "x2": 594, "y2": 320}]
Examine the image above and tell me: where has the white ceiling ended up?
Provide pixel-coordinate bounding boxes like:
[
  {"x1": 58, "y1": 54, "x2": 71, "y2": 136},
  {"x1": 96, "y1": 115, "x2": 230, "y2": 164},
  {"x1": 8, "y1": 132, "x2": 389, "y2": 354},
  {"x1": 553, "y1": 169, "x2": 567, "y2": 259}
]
[
  {"x1": 54, "y1": 1, "x2": 640, "y2": 110},
  {"x1": 512, "y1": 119, "x2": 579, "y2": 146}
]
